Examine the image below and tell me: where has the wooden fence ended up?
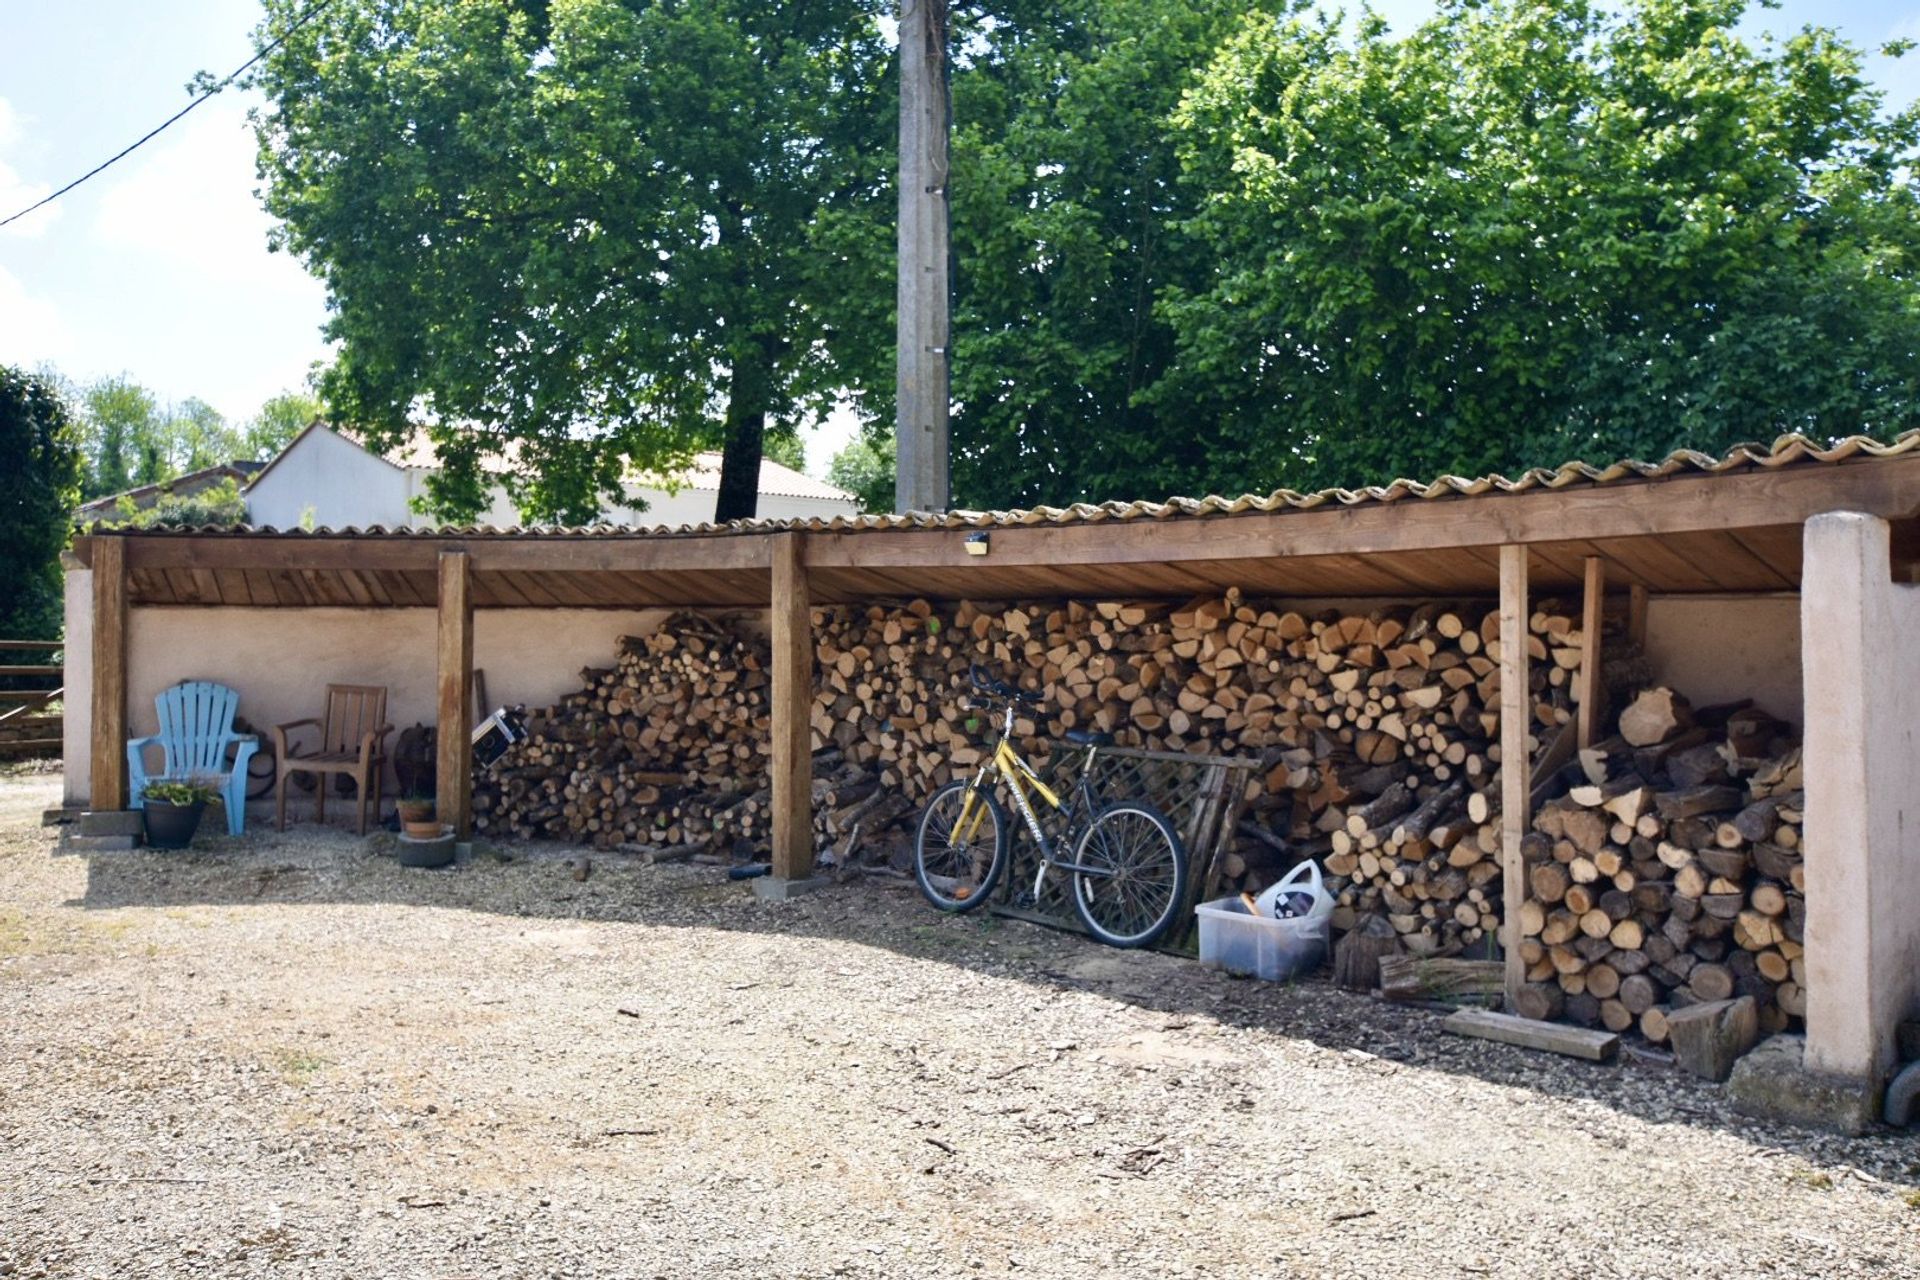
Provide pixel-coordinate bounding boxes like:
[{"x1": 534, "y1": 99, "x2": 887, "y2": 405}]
[{"x1": 0, "y1": 641, "x2": 64, "y2": 760}]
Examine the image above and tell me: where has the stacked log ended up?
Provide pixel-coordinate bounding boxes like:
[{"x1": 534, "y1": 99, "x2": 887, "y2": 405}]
[
  {"x1": 1515, "y1": 692, "x2": 1806, "y2": 1039},
  {"x1": 475, "y1": 596, "x2": 1590, "y2": 943}
]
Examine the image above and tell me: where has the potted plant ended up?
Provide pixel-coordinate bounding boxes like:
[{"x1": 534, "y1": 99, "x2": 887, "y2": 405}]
[
  {"x1": 142, "y1": 778, "x2": 218, "y2": 849},
  {"x1": 396, "y1": 793, "x2": 436, "y2": 836}
]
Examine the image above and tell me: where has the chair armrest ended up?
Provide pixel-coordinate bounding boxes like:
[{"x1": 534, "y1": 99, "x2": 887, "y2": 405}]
[
  {"x1": 272, "y1": 719, "x2": 320, "y2": 758},
  {"x1": 229, "y1": 735, "x2": 260, "y2": 772},
  {"x1": 360, "y1": 724, "x2": 395, "y2": 761}
]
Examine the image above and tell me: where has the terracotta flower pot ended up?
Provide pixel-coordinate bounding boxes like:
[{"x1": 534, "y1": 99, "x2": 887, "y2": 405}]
[
  {"x1": 403, "y1": 819, "x2": 443, "y2": 840},
  {"x1": 397, "y1": 801, "x2": 435, "y2": 825}
]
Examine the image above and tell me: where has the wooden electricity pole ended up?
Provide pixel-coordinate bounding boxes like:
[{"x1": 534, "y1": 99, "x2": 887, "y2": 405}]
[{"x1": 895, "y1": 0, "x2": 951, "y2": 514}]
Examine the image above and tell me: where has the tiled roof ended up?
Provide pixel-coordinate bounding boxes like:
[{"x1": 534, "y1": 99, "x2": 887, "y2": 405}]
[{"x1": 80, "y1": 430, "x2": 1920, "y2": 539}]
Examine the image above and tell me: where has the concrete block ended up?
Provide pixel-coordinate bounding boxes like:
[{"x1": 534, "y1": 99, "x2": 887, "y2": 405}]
[
  {"x1": 1728, "y1": 1035, "x2": 1881, "y2": 1136},
  {"x1": 79, "y1": 810, "x2": 144, "y2": 838},
  {"x1": 63, "y1": 833, "x2": 139, "y2": 853},
  {"x1": 752, "y1": 875, "x2": 827, "y2": 902},
  {"x1": 1885, "y1": 1061, "x2": 1920, "y2": 1128}
]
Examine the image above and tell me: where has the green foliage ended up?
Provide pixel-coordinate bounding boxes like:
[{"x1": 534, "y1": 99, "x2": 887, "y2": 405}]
[
  {"x1": 249, "y1": 0, "x2": 896, "y2": 523},
  {"x1": 243, "y1": 390, "x2": 322, "y2": 459},
  {"x1": 946, "y1": 0, "x2": 1290, "y2": 509},
  {"x1": 1157, "y1": 0, "x2": 1920, "y2": 490},
  {"x1": 761, "y1": 430, "x2": 810, "y2": 476},
  {"x1": 97, "y1": 478, "x2": 250, "y2": 531},
  {"x1": 0, "y1": 367, "x2": 84, "y2": 640},
  {"x1": 142, "y1": 778, "x2": 218, "y2": 806},
  {"x1": 827, "y1": 429, "x2": 896, "y2": 514},
  {"x1": 68, "y1": 374, "x2": 314, "y2": 499}
]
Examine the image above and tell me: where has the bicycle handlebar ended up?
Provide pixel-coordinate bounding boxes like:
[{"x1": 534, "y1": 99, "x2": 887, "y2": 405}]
[{"x1": 969, "y1": 663, "x2": 1044, "y2": 707}]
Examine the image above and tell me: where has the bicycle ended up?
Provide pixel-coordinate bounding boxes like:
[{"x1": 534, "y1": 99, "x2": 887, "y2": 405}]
[{"x1": 911, "y1": 665, "x2": 1190, "y2": 949}]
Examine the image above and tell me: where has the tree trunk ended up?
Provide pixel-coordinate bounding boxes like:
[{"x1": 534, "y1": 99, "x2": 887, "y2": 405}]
[{"x1": 714, "y1": 348, "x2": 771, "y2": 524}]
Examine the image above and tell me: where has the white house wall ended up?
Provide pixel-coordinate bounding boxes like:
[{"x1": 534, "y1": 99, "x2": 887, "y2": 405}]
[{"x1": 247, "y1": 426, "x2": 413, "y2": 530}]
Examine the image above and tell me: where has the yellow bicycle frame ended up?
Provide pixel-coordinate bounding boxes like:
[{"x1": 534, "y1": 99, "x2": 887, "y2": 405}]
[{"x1": 955, "y1": 735, "x2": 1062, "y2": 845}]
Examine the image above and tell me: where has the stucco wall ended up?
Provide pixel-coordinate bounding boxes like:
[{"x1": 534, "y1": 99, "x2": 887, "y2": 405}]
[
  {"x1": 1643, "y1": 595, "x2": 1803, "y2": 729},
  {"x1": 61, "y1": 565, "x2": 93, "y2": 808},
  {"x1": 62, "y1": 602, "x2": 674, "y2": 802},
  {"x1": 247, "y1": 425, "x2": 413, "y2": 530},
  {"x1": 1801, "y1": 512, "x2": 1920, "y2": 1081}
]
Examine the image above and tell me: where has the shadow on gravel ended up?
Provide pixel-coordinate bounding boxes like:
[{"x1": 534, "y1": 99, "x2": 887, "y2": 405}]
[{"x1": 67, "y1": 824, "x2": 1920, "y2": 1192}]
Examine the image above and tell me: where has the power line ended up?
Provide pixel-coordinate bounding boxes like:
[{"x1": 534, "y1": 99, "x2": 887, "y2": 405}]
[{"x1": 0, "y1": 0, "x2": 335, "y2": 230}]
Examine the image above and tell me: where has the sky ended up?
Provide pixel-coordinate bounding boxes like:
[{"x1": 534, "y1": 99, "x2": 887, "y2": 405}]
[{"x1": 4, "y1": 0, "x2": 1920, "y2": 474}]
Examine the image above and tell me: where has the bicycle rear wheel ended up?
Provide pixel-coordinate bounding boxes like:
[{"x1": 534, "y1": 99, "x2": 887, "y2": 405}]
[
  {"x1": 1070, "y1": 802, "x2": 1188, "y2": 948},
  {"x1": 913, "y1": 779, "x2": 1010, "y2": 913}
]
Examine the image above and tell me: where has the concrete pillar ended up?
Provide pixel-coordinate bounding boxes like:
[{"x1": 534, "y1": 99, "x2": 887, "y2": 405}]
[{"x1": 1800, "y1": 511, "x2": 1920, "y2": 1083}]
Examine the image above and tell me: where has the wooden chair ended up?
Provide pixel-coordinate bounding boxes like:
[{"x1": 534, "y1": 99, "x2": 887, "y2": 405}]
[{"x1": 273, "y1": 685, "x2": 393, "y2": 835}]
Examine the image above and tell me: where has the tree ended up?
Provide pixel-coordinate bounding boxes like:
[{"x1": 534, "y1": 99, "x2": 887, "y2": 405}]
[
  {"x1": 828, "y1": 429, "x2": 895, "y2": 513},
  {"x1": 76, "y1": 376, "x2": 158, "y2": 498},
  {"x1": 1158, "y1": 0, "x2": 1920, "y2": 490},
  {"x1": 249, "y1": 0, "x2": 896, "y2": 524},
  {"x1": 0, "y1": 367, "x2": 84, "y2": 640},
  {"x1": 944, "y1": 0, "x2": 1288, "y2": 509},
  {"x1": 243, "y1": 390, "x2": 323, "y2": 459}
]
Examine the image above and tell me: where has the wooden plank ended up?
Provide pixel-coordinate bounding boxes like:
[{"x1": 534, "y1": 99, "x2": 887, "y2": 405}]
[
  {"x1": 1498, "y1": 543, "x2": 1530, "y2": 1009},
  {"x1": 768, "y1": 533, "x2": 814, "y2": 881},
  {"x1": 436, "y1": 551, "x2": 475, "y2": 838},
  {"x1": 1576, "y1": 556, "x2": 1605, "y2": 748},
  {"x1": 1628, "y1": 584, "x2": 1649, "y2": 650},
  {"x1": 1442, "y1": 1008, "x2": 1621, "y2": 1061},
  {"x1": 90, "y1": 536, "x2": 129, "y2": 810}
]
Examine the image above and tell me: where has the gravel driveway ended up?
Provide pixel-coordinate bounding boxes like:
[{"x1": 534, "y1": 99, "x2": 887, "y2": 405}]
[{"x1": 1, "y1": 771, "x2": 1915, "y2": 1279}]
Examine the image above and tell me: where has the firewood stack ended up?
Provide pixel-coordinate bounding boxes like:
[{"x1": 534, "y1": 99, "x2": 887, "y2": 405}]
[
  {"x1": 1515, "y1": 689, "x2": 1806, "y2": 1040},
  {"x1": 476, "y1": 595, "x2": 1589, "y2": 925}
]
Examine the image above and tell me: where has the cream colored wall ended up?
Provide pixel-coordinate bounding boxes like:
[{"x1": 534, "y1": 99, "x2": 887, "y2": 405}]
[
  {"x1": 63, "y1": 604, "x2": 672, "y2": 799},
  {"x1": 1642, "y1": 595, "x2": 1803, "y2": 729},
  {"x1": 1801, "y1": 512, "x2": 1920, "y2": 1083}
]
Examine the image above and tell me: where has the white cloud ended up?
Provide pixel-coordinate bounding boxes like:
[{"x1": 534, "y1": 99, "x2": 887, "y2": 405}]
[
  {"x1": 92, "y1": 94, "x2": 305, "y2": 292},
  {"x1": 0, "y1": 97, "x2": 59, "y2": 239},
  {"x1": 0, "y1": 264, "x2": 75, "y2": 365}
]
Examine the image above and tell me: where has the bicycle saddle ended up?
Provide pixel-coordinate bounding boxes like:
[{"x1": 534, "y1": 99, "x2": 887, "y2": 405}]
[
  {"x1": 970, "y1": 663, "x2": 1044, "y2": 706},
  {"x1": 1064, "y1": 728, "x2": 1113, "y2": 747}
]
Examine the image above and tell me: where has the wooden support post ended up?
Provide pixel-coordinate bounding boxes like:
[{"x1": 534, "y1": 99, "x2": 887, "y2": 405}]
[
  {"x1": 770, "y1": 533, "x2": 814, "y2": 881},
  {"x1": 895, "y1": 0, "x2": 951, "y2": 513},
  {"x1": 1576, "y1": 556, "x2": 1606, "y2": 749},
  {"x1": 1628, "y1": 583, "x2": 1649, "y2": 651},
  {"x1": 436, "y1": 550, "x2": 474, "y2": 838},
  {"x1": 1499, "y1": 544, "x2": 1531, "y2": 1009},
  {"x1": 90, "y1": 536, "x2": 128, "y2": 811}
]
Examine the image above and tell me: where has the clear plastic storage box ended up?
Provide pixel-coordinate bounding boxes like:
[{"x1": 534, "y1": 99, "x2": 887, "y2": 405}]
[{"x1": 1193, "y1": 897, "x2": 1330, "y2": 981}]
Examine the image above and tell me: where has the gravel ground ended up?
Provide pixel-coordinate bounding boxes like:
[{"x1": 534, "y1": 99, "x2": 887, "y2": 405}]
[{"x1": 1, "y1": 771, "x2": 1916, "y2": 1279}]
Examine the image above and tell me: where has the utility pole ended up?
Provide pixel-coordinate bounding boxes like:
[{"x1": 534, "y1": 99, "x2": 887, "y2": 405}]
[{"x1": 895, "y1": 0, "x2": 950, "y2": 514}]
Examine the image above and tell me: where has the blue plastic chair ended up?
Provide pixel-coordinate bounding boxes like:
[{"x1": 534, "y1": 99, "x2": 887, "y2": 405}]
[{"x1": 127, "y1": 681, "x2": 259, "y2": 836}]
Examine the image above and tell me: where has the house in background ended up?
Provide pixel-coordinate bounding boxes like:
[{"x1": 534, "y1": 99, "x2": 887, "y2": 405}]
[
  {"x1": 73, "y1": 460, "x2": 265, "y2": 525},
  {"x1": 93, "y1": 421, "x2": 859, "y2": 529}
]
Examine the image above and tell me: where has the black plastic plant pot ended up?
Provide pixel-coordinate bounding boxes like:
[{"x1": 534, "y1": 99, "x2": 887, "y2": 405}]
[{"x1": 143, "y1": 800, "x2": 206, "y2": 850}]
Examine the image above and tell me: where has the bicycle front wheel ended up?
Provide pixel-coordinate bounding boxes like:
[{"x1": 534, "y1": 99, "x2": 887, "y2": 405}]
[
  {"x1": 1070, "y1": 802, "x2": 1188, "y2": 948},
  {"x1": 913, "y1": 779, "x2": 1009, "y2": 913}
]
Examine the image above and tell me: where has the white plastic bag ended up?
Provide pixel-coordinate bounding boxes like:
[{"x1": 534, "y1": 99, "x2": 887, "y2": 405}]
[{"x1": 1254, "y1": 858, "x2": 1334, "y2": 925}]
